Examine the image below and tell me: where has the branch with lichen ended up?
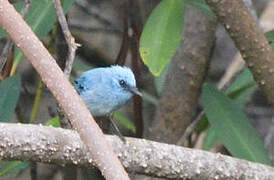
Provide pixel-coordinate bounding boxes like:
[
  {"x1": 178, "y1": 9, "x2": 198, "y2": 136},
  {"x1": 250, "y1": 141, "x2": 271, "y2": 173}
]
[{"x1": 0, "y1": 123, "x2": 273, "y2": 179}]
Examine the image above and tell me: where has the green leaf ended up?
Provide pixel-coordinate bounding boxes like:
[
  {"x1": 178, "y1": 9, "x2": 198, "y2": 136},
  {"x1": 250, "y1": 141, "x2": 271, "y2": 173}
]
[
  {"x1": 26, "y1": 0, "x2": 74, "y2": 38},
  {"x1": 265, "y1": 30, "x2": 274, "y2": 51},
  {"x1": 12, "y1": 0, "x2": 75, "y2": 74},
  {"x1": 202, "y1": 126, "x2": 219, "y2": 150},
  {"x1": 113, "y1": 112, "x2": 135, "y2": 133},
  {"x1": 0, "y1": 161, "x2": 30, "y2": 177},
  {"x1": 225, "y1": 69, "x2": 255, "y2": 95},
  {"x1": 185, "y1": 0, "x2": 214, "y2": 16},
  {"x1": 45, "y1": 116, "x2": 61, "y2": 127},
  {"x1": 0, "y1": 76, "x2": 21, "y2": 122},
  {"x1": 202, "y1": 69, "x2": 257, "y2": 150},
  {"x1": 265, "y1": 30, "x2": 274, "y2": 42},
  {"x1": 202, "y1": 84, "x2": 271, "y2": 165},
  {"x1": 270, "y1": 43, "x2": 274, "y2": 51},
  {"x1": 225, "y1": 69, "x2": 257, "y2": 108},
  {"x1": 140, "y1": 0, "x2": 185, "y2": 76},
  {"x1": 195, "y1": 115, "x2": 209, "y2": 133}
]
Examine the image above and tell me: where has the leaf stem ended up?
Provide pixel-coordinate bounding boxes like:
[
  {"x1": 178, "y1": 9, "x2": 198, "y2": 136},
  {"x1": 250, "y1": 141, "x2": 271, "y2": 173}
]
[{"x1": 29, "y1": 78, "x2": 43, "y2": 124}]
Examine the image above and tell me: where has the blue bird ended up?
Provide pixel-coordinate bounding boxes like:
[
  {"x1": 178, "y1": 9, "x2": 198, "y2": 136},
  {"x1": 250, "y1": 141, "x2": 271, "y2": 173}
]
[{"x1": 74, "y1": 65, "x2": 141, "y2": 140}]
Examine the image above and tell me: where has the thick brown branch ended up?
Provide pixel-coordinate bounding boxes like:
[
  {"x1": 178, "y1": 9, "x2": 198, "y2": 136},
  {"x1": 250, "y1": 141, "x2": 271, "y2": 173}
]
[
  {"x1": 0, "y1": 123, "x2": 273, "y2": 179},
  {"x1": 205, "y1": 0, "x2": 274, "y2": 106},
  {"x1": 0, "y1": 1, "x2": 129, "y2": 179}
]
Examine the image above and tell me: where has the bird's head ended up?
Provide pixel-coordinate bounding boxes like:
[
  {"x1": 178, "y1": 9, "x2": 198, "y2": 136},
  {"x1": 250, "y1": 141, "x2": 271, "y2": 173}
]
[
  {"x1": 74, "y1": 65, "x2": 141, "y2": 116},
  {"x1": 108, "y1": 66, "x2": 142, "y2": 98}
]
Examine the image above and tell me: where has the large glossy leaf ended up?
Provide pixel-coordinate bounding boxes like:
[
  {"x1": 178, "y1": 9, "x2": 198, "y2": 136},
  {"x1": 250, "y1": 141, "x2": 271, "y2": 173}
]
[
  {"x1": 185, "y1": 0, "x2": 213, "y2": 16},
  {"x1": 225, "y1": 69, "x2": 255, "y2": 95},
  {"x1": 265, "y1": 30, "x2": 274, "y2": 51},
  {"x1": 202, "y1": 84, "x2": 271, "y2": 165},
  {"x1": 225, "y1": 68, "x2": 257, "y2": 108},
  {"x1": 270, "y1": 42, "x2": 274, "y2": 50},
  {"x1": 202, "y1": 127, "x2": 218, "y2": 150},
  {"x1": 11, "y1": 0, "x2": 75, "y2": 75},
  {"x1": 140, "y1": 0, "x2": 185, "y2": 76},
  {"x1": 0, "y1": 161, "x2": 30, "y2": 177},
  {"x1": 0, "y1": 76, "x2": 21, "y2": 122},
  {"x1": 202, "y1": 69, "x2": 257, "y2": 150}
]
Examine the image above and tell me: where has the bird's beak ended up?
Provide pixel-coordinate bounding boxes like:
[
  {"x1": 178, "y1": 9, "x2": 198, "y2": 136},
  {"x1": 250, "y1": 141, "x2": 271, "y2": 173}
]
[{"x1": 128, "y1": 87, "x2": 142, "y2": 97}]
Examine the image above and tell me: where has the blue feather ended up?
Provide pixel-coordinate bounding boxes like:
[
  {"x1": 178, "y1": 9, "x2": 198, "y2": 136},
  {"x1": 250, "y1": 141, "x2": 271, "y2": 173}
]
[{"x1": 74, "y1": 65, "x2": 139, "y2": 117}]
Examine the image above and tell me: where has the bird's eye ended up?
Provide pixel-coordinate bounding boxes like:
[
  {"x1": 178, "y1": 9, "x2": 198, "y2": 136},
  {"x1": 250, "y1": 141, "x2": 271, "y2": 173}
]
[{"x1": 119, "y1": 80, "x2": 127, "y2": 87}]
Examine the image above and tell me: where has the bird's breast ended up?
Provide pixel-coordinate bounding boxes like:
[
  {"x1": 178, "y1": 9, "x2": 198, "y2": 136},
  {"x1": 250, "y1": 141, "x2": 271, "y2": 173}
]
[{"x1": 79, "y1": 89, "x2": 132, "y2": 117}]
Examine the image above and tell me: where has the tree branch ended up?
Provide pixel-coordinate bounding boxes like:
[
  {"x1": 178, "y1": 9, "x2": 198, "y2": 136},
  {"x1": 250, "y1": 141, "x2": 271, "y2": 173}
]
[
  {"x1": 205, "y1": 0, "x2": 274, "y2": 106},
  {"x1": 53, "y1": 0, "x2": 78, "y2": 78},
  {"x1": 74, "y1": 1, "x2": 119, "y2": 30},
  {"x1": 0, "y1": 123, "x2": 273, "y2": 179},
  {"x1": 0, "y1": 1, "x2": 129, "y2": 179},
  {"x1": 0, "y1": 38, "x2": 13, "y2": 72}
]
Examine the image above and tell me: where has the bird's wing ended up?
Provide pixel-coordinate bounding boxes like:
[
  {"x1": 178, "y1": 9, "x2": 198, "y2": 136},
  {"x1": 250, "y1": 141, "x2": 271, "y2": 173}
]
[{"x1": 74, "y1": 69, "x2": 103, "y2": 94}]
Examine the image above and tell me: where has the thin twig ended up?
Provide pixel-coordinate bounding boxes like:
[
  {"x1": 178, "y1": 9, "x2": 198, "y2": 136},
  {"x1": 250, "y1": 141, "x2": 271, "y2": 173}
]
[
  {"x1": 53, "y1": 0, "x2": 78, "y2": 78},
  {"x1": 69, "y1": 24, "x2": 122, "y2": 34},
  {"x1": 53, "y1": 0, "x2": 79, "y2": 131},
  {"x1": 75, "y1": 1, "x2": 119, "y2": 30},
  {"x1": 217, "y1": 57, "x2": 245, "y2": 90},
  {"x1": 115, "y1": 1, "x2": 128, "y2": 65},
  {"x1": 177, "y1": 111, "x2": 205, "y2": 146},
  {"x1": 21, "y1": 0, "x2": 32, "y2": 17},
  {"x1": 0, "y1": 39, "x2": 12, "y2": 72},
  {"x1": 29, "y1": 78, "x2": 43, "y2": 124}
]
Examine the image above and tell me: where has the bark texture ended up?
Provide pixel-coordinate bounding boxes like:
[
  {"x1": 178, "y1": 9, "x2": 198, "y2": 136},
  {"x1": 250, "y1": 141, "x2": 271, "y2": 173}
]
[{"x1": 0, "y1": 123, "x2": 273, "y2": 179}]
